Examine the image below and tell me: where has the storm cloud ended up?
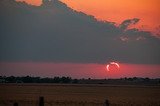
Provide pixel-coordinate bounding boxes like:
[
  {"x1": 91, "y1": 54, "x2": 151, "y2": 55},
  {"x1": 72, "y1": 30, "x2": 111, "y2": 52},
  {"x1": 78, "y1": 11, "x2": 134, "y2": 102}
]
[{"x1": 0, "y1": 0, "x2": 160, "y2": 64}]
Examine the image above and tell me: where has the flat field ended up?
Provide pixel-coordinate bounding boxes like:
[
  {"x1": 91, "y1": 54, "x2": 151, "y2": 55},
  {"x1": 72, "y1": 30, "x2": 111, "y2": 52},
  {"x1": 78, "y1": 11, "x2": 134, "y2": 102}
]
[{"x1": 0, "y1": 84, "x2": 160, "y2": 106}]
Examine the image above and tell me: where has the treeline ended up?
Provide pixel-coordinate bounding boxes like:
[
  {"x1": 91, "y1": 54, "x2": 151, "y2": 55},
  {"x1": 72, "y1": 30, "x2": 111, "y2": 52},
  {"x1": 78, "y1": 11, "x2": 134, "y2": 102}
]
[
  {"x1": 0, "y1": 76, "x2": 160, "y2": 85},
  {"x1": 0, "y1": 76, "x2": 78, "y2": 83}
]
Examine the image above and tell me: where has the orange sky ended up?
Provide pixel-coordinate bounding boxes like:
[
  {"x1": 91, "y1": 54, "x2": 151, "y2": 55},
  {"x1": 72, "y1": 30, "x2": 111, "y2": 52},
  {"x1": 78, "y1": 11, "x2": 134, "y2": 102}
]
[
  {"x1": 62, "y1": 0, "x2": 160, "y2": 35},
  {"x1": 16, "y1": 0, "x2": 160, "y2": 35}
]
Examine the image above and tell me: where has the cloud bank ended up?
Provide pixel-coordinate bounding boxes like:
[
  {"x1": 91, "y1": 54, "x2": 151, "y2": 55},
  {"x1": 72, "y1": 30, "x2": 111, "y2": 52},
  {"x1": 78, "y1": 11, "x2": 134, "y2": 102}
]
[{"x1": 0, "y1": 0, "x2": 160, "y2": 64}]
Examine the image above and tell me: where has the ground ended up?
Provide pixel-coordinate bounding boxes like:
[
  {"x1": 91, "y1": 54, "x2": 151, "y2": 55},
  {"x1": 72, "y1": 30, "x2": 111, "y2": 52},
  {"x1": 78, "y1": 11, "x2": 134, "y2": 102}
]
[{"x1": 0, "y1": 84, "x2": 160, "y2": 106}]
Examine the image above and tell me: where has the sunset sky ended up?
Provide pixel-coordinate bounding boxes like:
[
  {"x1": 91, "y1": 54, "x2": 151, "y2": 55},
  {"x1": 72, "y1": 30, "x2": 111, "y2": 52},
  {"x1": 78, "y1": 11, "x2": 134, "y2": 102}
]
[
  {"x1": 62, "y1": 0, "x2": 160, "y2": 35},
  {"x1": 17, "y1": 0, "x2": 160, "y2": 35},
  {"x1": 0, "y1": 0, "x2": 160, "y2": 78},
  {"x1": 1, "y1": 62, "x2": 160, "y2": 78}
]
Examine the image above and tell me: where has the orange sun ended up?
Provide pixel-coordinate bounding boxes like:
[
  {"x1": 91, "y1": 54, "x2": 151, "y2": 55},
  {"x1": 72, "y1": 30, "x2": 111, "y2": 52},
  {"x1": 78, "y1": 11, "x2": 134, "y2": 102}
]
[{"x1": 106, "y1": 62, "x2": 120, "y2": 71}]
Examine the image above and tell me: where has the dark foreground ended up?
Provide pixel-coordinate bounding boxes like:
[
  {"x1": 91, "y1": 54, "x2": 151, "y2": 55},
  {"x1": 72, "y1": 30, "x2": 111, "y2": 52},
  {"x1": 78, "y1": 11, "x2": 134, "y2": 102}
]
[{"x1": 0, "y1": 84, "x2": 160, "y2": 106}]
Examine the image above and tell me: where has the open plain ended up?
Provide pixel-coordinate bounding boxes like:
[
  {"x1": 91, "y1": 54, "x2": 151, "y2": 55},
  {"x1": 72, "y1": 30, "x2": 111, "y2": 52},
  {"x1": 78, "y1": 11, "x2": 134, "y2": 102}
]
[{"x1": 0, "y1": 84, "x2": 160, "y2": 106}]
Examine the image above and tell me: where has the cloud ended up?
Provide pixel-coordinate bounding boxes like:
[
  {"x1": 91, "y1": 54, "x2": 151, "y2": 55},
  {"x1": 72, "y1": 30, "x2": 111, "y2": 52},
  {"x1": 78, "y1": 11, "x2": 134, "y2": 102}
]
[
  {"x1": 119, "y1": 18, "x2": 140, "y2": 30},
  {"x1": 0, "y1": 0, "x2": 160, "y2": 64}
]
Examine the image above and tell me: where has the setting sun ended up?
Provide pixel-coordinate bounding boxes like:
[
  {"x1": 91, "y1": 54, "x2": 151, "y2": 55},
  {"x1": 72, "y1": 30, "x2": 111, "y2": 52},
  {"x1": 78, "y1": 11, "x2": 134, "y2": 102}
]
[{"x1": 106, "y1": 62, "x2": 120, "y2": 72}]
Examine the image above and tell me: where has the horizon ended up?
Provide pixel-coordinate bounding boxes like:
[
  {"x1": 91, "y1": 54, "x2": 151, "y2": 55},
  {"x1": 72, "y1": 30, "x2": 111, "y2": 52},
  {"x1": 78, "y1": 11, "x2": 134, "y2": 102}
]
[{"x1": 1, "y1": 75, "x2": 160, "y2": 79}]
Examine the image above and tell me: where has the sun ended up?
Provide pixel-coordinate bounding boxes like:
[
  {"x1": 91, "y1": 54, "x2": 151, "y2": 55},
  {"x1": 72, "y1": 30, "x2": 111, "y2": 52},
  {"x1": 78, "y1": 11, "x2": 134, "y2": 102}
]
[{"x1": 106, "y1": 62, "x2": 120, "y2": 71}]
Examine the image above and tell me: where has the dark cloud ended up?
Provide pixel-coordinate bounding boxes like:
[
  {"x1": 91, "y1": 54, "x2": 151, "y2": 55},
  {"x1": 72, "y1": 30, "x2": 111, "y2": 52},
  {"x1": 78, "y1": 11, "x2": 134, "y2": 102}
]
[
  {"x1": 0, "y1": 0, "x2": 160, "y2": 64},
  {"x1": 119, "y1": 18, "x2": 140, "y2": 30}
]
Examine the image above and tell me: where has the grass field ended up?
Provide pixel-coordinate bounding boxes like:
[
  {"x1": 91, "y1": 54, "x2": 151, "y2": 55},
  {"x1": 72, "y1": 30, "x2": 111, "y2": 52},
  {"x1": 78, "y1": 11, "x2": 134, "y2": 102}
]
[{"x1": 0, "y1": 84, "x2": 160, "y2": 106}]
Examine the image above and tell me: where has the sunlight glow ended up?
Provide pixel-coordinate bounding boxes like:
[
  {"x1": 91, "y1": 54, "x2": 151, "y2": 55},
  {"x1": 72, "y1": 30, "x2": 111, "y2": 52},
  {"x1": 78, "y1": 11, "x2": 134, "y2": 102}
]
[{"x1": 106, "y1": 62, "x2": 120, "y2": 71}]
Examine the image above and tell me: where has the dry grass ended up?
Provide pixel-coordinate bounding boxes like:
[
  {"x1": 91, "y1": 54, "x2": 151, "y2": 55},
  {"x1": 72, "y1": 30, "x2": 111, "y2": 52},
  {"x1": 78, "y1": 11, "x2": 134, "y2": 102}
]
[{"x1": 0, "y1": 84, "x2": 160, "y2": 106}]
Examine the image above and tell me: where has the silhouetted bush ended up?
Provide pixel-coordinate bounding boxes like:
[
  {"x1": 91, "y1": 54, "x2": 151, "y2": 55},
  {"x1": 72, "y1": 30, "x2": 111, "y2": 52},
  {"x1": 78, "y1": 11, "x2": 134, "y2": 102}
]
[
  {"x1": 0, "y1": 76, "x2": 159, "y2": 85},
  {"x1": 72, "y1": 79, "x2": 78, "y2": 84}
]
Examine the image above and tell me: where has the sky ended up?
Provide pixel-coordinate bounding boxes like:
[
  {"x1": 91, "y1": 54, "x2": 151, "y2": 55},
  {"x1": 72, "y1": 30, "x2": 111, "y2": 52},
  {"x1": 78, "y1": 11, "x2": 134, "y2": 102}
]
[
  {"x1": 0, "y1": 0, "x2": 160, "y2": 78},
  {"x1": 16, "y1": 0, "x2": 160, "y2": 35},
  {"x1": 62, "y1": 0, "x2": 160, "y2": 35},
  {"x1": 0, "y1": 62, "x2": 160, "y2": 78}
]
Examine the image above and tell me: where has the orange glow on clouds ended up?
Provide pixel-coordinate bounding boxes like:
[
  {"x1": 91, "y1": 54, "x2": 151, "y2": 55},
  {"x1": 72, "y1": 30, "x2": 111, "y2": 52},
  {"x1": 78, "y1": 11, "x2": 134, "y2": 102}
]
[
  {"x1": 62, "y1": 0, "x2": 160, "y2": 35},
  {"x1": 16, "y1": 0, "x2": 42, "y2": 6},
  {"x1": 16, "y1": 0, "x2": 160, "y2": 35}
]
